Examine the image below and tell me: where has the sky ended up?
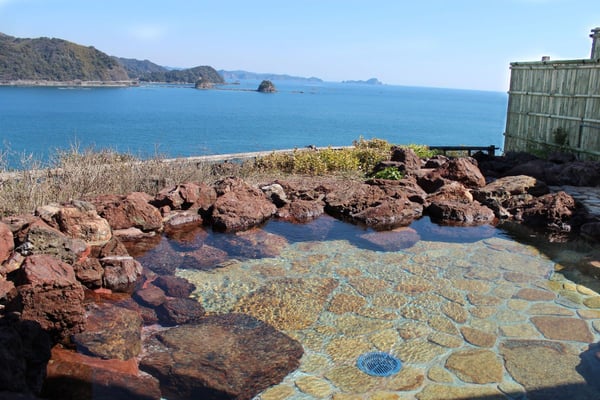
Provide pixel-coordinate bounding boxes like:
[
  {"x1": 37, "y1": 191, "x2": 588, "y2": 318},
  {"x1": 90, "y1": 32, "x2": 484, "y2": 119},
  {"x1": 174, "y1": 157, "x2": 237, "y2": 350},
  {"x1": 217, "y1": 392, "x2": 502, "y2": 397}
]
[{"x1": 1, "y1": 0, "x2": 599, "y2": 91}]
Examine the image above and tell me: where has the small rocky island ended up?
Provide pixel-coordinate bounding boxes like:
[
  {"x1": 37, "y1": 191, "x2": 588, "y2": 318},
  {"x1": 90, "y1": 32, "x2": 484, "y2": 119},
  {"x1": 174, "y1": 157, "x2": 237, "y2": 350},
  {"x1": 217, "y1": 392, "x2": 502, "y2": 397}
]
[{"x1": 257, "y1": 80, "x2": 276, "y2": 93}]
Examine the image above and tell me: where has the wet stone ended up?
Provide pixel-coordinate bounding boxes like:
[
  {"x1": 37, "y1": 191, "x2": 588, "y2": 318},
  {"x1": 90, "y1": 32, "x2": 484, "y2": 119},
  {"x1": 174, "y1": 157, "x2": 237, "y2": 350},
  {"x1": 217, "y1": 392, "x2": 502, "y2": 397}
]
[
  {"x1": 529, "y1": 303, "x2": 574, "y2": 316},
  {"x1": 416, "y1": 384, "x2": 504, "y2": 400},
  {"x1": 300, "y1": 353, "x2": 331, "y2": 374},
  {"x1": 441, "y1": 301, "x2": 468, "y2": 323},
  {"x1": 513, "y1": 288, "x2": 556, "y2": 301},
  {"x1": 460, "y1": 326, "x2": 496, "y2": 347},
  {"x1": 326, "y1": 337, "x2": 372, "y2": 363},
  {"x1": 428, "y1": 332, "x2": 462, "y2": 348},
  {"x1": 384, "y1": 366, "x2": 425, "y2": 392},
  {"x1": 500, "y1": 340, "x2": 597, "y2": 400},
  {"x1": 499, "y1": 323, "x2": 542, "y2": 339},
  {"x1": 583, "y1": 296, "x2": 600, "y2": 308},
  {"x1": 325, "y1": 365, "x2": 378, "y2": 393},
  {"x1": 328, "y1": 293, "x2": 367, "y2": 314},
  {"x1": 371, "y1": 329, "x2": 402, "y2": 351},
  {"x1": 396, "y1": 339, "x2": 446, "y2": 363},
  {"x1": 531, "y1": 316, "x2": 594, "y2": 342},
  {"x1": 259, "y1": 384, "x2": 296, "y2": 400},
  {"x1": 445, "y1": 349, "x2": 503, "y2": 384},
  {"x1": 578, "y1": 309, "x2": 600, "y2": 319},
  {"x1": 427, "y1": 366, "x2": 454, "y2": 383},
  {"x1": 467, "y1": 292, "x2": 502, "y2": 306},
  {"x1": 295, "y1": 375, "x2": 334, "y2": 398},
  {"x1": 335, "y1": 314, "x2": 394, "y2": 336}
]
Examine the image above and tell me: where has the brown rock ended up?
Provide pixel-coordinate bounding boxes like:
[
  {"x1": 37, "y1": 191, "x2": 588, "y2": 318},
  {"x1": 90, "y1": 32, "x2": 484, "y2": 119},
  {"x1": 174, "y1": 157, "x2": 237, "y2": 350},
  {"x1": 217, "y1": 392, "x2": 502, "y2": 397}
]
[
  {"x1": 427, "y1": 199, "x2": 495, "y2": 226},
  {"x1": 432, "y1": 158, "x2": 486, "y2": 189},
  {"x1": 530, "y1": 316, "x2": 594, "y2": 342},
  {"x1": 325, "y1": 181, "x2": 423, "y2": 229},
  {"x1": 43, "y1": 345, "x2": 161, "y2": 400},
  {"x1": 276, "y1": 199, "x2": 324, "y2": 222},
  {"x1": 92, "y1": 237, "x2": 129, "y2": 259},
  {"x1": 154, "y1": 182, "x2": 217, "y2": 211},
  {"x1": 180, "y1": 244, "x2": 228, "y2": 270},
  {"x1": 445, "y1": 349, "x2": 503, "y2": 383},
  {"x1": 152, "y1": 275, "x2": 196, "y2": 298},
  {"x1": 14, "y1": 254, "x2": 85, "y2": 342},
  {"x1": 37, "y1": 200, "x2": 112, "y2": 245},
  {"x1": 390, "y1": 146, "x2": 422, "y2": 171},
  {"x1": 0, "y1": 252, "x2": 25, "y2": 277},
  {"x1": 0, "y1": 276, "x2": 17, "y2": 307},
  {"x1": 133, "y1": 284, "x2": 166, "y2": 308},
  {"x1": 211, "y1": 177, "x2": 276, "y2": 232},
  {"x1": 73, "y1": 257, "x2": 104, "y2": 288},
  {"x1": 472, "y1": 175, "x2": 549, "y2": 205},
  {"x1": 511, "y1": 191, "x2": 577, "y2": 232},
  {"x1": 100, "y1": 256, "x2": 143, "y2": 293},
  {"x1": 140, "y1": 314, "x2": 303, "y2": 400},
  {"x1": 0, "y1": 222, "x2": 14, "y2": 265},
  {"x1": 156, "y1": 297, "x2": 205, "y2": 326},
  {"x1": 72, "y1": 303, "x2": 142, "y2": 360},
  {"x1": 18, "y1": 220, "x2": 88, "y2": 264},
  {"x1": 92, "y1": 192, "x2": 163, "y2": 232},
  {"x1": 163, "y1": 211, "x2": 203, "y2": 234}
]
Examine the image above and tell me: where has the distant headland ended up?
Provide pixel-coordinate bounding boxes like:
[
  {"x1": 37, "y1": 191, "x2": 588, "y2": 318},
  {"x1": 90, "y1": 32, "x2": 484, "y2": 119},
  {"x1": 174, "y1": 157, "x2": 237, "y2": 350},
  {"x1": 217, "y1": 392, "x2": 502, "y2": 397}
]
[
  {"x1": 342, "y1": 78, "x2": 383, "y2": 85},
  {"x1": 0, "y1": 32, "x2": 380, "y2": 87}
]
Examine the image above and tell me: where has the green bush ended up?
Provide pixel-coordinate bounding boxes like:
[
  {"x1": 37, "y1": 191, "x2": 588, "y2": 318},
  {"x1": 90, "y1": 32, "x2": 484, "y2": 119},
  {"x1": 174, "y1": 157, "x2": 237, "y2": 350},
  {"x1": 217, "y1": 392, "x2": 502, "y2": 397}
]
[{"x1": 371, "y1": 167, "x2": 405, "y2": 180}]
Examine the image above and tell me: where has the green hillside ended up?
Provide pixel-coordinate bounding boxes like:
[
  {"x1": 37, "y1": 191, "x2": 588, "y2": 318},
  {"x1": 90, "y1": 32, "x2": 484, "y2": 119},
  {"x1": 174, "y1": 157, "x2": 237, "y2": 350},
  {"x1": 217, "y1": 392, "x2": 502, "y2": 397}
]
[{"x1": 0, "y1": 33, "x2": 129, "y2": 81}]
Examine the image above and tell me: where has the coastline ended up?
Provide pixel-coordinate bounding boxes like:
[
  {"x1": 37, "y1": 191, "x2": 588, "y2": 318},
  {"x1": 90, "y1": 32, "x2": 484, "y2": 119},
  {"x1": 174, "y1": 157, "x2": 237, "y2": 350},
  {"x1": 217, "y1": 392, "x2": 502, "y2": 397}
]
[{"x1": 0, "y1": 79, "x2": 139, "y2": 87}]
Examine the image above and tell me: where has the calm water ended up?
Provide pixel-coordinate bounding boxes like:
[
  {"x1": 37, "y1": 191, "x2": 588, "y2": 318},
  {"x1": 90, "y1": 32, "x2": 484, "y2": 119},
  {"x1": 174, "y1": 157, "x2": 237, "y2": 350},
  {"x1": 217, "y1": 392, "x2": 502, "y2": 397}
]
[
  {"x1": 0, "y1": 81, "x2": 507, "y2": 166},
  {"x1": 132, "y1": 216, "x2": 600, "y2": 399}
]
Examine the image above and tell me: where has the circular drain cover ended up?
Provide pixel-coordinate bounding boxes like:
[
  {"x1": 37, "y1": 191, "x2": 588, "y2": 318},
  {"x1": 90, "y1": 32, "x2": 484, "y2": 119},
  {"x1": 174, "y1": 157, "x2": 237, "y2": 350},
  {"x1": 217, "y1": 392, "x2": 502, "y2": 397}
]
[{"x1": 356, "y1": 352, "x2": 402, "y2": 377}]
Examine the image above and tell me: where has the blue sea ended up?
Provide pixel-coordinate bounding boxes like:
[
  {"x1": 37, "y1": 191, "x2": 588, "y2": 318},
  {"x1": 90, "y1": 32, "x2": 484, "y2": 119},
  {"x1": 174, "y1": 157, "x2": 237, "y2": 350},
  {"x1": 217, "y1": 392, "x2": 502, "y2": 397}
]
[{"x1": 0, "y1": 81, "x2": 507, "y2": 167}]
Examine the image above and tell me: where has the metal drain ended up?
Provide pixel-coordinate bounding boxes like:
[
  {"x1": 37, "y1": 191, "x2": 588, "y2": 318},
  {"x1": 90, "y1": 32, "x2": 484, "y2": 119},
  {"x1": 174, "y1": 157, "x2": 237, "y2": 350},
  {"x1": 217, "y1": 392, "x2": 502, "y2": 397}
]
[{"x1": 356, "y1": 352, "x2": 402, "y2": 377}]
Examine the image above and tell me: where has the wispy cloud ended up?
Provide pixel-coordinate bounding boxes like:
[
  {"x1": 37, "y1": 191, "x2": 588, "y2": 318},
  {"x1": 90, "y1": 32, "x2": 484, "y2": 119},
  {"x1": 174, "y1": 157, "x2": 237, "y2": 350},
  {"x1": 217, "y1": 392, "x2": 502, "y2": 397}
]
[{"x1": 128, "y1": 24, "x2": 167, "y2": 41}]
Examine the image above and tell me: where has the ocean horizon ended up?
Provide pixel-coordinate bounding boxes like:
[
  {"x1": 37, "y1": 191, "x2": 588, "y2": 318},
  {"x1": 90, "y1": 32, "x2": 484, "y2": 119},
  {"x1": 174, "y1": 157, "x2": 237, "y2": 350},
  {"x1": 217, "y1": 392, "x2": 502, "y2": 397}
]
[{"x1": 0, "y1": 80, "x2": 508, "y2": 168}]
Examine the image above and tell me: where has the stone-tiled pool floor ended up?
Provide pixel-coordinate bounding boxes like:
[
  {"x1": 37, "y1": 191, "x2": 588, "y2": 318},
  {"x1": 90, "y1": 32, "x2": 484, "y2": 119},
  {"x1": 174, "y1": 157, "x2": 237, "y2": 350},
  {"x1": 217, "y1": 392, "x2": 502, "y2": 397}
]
[{"x1": 174, "y1": 223, "x2": 600, "y2": 400}]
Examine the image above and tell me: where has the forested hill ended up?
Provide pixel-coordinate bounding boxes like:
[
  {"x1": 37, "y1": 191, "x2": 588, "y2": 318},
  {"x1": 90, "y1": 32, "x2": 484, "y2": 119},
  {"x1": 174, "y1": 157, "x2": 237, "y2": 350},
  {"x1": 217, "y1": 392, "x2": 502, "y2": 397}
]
[
  {"x1": 0, "y1": 33, "x2": 129, "y2": 81},
  {"x1": 118, "y1": 58, "x2": 224, "y2": 84},
  {"x1": 0, "y1": 33, "x2": 224, "y2": 84}
]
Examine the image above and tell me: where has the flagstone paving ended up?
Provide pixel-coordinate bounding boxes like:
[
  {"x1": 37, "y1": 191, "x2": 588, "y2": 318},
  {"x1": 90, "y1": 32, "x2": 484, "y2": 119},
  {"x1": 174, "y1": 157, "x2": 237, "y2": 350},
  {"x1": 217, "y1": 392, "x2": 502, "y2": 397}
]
[{"x1": 178, "y1": 232, "x2": 600, "y2": 399}]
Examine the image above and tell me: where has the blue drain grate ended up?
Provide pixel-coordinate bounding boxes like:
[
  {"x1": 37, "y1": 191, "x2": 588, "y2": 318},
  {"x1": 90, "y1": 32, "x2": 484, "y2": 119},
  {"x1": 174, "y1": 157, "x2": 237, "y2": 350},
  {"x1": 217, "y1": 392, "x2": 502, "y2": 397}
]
[{"x1": 356, "y1": 351, "x2": 402, "y2": 377}]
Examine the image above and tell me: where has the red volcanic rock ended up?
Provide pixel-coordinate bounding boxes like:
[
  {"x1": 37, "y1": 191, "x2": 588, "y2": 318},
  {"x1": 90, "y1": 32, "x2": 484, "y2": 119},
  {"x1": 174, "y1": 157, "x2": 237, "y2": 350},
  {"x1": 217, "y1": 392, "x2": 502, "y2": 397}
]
[
  {"x1": 43, "y1": 345, "x2": 161, "y2": 400},
  {"x1": 133, "y1": 284, "x2": 166, "y2": 308},
  {"x1": 91, "y1": 192, "x2": 163, "y2": 232},
  {"x1": 73, "y1": 257, "x2": 104, "y2": 289},
  {"x1": 140, "y1": 313, "x2": 303, "y2": 400},
  {"x1": 276, "y1": 199, "x2": 325, "y2": 222},
  {"x1": 15, "y1": 254, "x2": 85, "y2": 343},
  {"x1": 154, "y1": 182, "x2": 216, "y2": 211},
  {"x1": 511, "y1": 191, "x2": 577, "y2": 232},
  {"x1": 0, "y1": 276, "x2": 17, "y2": 306},
  {"x1": 152, "y1": 275, "x2": 196, "y2": 298},
  {"x1": 0, "y1": 221, "x2": 14, "y2": 265},
  {"x1": 100, "y1": 256, "x2": 143, "y2": 293},
  {"x1": 211, "y1": 178, "x2": 276, "y2": 232},
  {"x1": 156, "y1": 297, "x2": 205, "y2": 326},
  {"x1": 17, "y1": 219, "x2": 88, "y2": 265},
  {"x1": 390, "y1": 146, "x2": 422, "y2": 172},
  {"x1": 427, "y1": 200, "x2": 495, "y2": 226},
  {"x1": 72, "y1": 303, "x2": 142, "y2": 360},
  {"x1": 37, "y1": 200, "x2": 112, "y2": 245},
  {"x1": 180, "y1": 244, "x2": 228, "y2": 270},
  {"x1": 429, "y1": 158, "x2": 486, "y2": 189},
  {"x1": 325, "y1": 181, "x2": 423, "y2": 229}
]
